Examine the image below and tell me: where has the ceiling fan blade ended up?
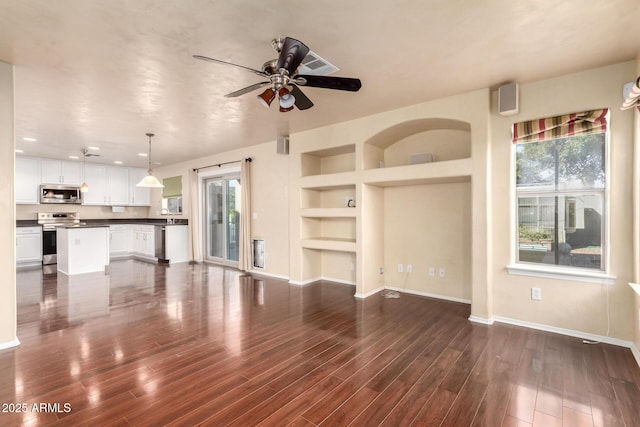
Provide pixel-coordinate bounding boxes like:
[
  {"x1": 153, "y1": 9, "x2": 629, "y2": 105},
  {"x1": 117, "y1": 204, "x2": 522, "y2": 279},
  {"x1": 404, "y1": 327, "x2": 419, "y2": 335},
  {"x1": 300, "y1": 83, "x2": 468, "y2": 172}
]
[
  {"x1": 276, "y1": 37, "x2": 309, "y2": 75},
  {"x1": 224, "y1": 81, "x2": 270, "y2": 98},
  {"x1": 290, "y1": 85, "x2": 314, "y2": 110},
  {"x1": 193, "y1": 55, "x2": 268, "y2": 78},
  {"x1": 296, "y1": 75, "x2": 362, "y2": 92}
]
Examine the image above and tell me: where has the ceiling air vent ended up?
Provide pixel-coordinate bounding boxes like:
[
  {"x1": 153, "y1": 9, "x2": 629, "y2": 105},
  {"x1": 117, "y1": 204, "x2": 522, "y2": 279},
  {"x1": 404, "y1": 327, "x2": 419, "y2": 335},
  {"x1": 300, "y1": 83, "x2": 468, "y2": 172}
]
[{"x1": 297, "y1": 51, "x2": 339, "y2": 76}]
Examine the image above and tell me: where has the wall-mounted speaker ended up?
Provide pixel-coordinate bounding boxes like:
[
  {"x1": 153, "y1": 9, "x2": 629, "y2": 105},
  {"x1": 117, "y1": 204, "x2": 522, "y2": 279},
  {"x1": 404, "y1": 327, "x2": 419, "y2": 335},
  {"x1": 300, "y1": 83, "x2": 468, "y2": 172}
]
[
  {"x1": 276, "y1": 135, "x2": 289, "y2": 155},
  {"x1": 498, "y1": 82, "x2": 519, "y2": 116}
]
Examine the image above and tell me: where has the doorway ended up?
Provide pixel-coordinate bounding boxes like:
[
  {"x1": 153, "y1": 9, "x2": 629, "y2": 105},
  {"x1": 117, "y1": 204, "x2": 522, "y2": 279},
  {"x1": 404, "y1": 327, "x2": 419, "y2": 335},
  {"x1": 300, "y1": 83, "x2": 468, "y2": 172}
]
[{"x1": 204, "y1": 175, "x2": 241, "y2": 265}]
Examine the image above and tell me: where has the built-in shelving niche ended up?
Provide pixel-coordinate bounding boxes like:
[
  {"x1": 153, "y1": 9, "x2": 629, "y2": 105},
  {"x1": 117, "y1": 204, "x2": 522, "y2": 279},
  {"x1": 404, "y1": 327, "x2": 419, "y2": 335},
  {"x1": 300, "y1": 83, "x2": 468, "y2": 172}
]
[
  {"x1": 301, "y1": 144, "x2": 355, "y2": 177},
  {"x1": 364, "y1": 118, "x2": 471, "y2": 169}
]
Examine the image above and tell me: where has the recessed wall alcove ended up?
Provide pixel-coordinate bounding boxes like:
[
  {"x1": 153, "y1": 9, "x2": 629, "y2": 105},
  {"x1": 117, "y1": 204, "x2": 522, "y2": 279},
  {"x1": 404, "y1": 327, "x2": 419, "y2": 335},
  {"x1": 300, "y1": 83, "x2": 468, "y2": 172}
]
[
  {"x1": 363, "y1": 118, "x2": 472, "y2": 170},
  {"x1": 359, "y1": 117, "x2": 473, "y2": 303}
]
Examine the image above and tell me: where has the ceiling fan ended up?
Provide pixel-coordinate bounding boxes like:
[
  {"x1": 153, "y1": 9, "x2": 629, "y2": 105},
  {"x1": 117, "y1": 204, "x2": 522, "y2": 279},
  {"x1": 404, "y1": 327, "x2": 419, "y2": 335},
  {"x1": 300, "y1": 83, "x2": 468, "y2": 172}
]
[{"x1": 193, "y1": 37, "x2": 362, "y2": 112}]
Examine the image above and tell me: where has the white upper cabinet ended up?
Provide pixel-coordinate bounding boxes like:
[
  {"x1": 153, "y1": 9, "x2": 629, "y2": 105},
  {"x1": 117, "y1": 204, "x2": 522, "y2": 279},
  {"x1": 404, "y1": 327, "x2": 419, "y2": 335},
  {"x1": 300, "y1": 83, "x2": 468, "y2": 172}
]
[
  {"x1": 15, "y1": 157, "x2": 40, "y2": 204},
  {"x1": 41, "y1": 159, "x2": 82, "y2": 185},
  {"x1": 83, "y1": 164, "x2": 133, "y2": 206},
  {"x1": 82, "y1": 164, "x2": 108, "y2": 205},
  {"x1": 107, "y1": 167, "x2": 129, "y2": 206},
  {"x1": 129, "y1": 168, "x2": 151, "y2": 206}
]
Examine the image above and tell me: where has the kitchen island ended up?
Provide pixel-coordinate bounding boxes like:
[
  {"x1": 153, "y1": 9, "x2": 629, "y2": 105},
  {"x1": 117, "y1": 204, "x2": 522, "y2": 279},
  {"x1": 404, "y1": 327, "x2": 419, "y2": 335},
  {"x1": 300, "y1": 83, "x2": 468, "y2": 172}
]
[{"x1": 57, "y1": 225, "x2": 110, "y2": 275}]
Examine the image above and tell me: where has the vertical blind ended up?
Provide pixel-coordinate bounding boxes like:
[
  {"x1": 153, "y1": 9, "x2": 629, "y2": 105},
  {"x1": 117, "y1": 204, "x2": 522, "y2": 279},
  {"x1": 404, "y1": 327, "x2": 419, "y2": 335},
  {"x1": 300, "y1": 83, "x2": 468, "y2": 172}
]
[{"x1": 512, "y1": 109, "x2": 608, "y2": 144}]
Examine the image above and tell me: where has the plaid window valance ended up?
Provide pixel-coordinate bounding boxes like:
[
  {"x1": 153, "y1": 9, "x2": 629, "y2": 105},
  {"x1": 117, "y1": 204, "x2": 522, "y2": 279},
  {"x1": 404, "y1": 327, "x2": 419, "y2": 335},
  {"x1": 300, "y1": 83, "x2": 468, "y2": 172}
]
[{"x1": 512, "y1": 109, "x2": 608, "y2": 144}]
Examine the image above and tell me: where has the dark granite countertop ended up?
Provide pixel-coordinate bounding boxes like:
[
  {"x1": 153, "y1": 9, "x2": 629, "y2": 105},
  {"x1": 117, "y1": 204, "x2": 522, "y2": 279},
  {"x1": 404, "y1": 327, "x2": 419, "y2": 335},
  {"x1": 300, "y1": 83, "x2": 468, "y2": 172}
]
[
  {"x1": 17, "y1": 218, "x2": 188, "y2": 227},
  {"x1": 57, "y1": 224, "x2": 110, "y2": 229}
]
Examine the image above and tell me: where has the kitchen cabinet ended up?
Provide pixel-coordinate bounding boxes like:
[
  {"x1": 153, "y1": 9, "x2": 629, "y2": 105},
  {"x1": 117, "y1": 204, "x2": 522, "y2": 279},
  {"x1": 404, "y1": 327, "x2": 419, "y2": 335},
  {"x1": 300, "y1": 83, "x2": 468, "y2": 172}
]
[
  {"x1": 41, "y1": 159, "x2": 82, "y2": 185},
  {"x1": 108, "y1": 167, "x2": 130, "y2": 205},
  {"x1": 109, "y1": 225, "x2": 132, "y2": 258},
  {"x1": 129, "y1": 168, "x2": 151, "y2": 206},
  {"x1": 83, "y1": 164, "x2": 130, "y2": 206},
  {"x1": 133, "y1": 225, "x2": 155, "y2": 258},
  {"x1": 15, "y1": 157, "x2": 40, "y2": 204},
  {"x1": 82, "y1": 164, "x2": 107, "y2": 205},
  {"x1": 57, "y1": 226, "x2": 109, "y2": 275},
  {"x1": 16, "y1": 226, "x2": 42, "y2": 264}
]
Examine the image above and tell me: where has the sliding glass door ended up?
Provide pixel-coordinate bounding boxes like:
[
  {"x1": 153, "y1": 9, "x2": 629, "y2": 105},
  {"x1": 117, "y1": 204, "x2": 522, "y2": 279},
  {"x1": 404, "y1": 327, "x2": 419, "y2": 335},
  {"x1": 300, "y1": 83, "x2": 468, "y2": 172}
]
[{"x1": 204, "y1": 176, "x2": 241, "y2": 264}]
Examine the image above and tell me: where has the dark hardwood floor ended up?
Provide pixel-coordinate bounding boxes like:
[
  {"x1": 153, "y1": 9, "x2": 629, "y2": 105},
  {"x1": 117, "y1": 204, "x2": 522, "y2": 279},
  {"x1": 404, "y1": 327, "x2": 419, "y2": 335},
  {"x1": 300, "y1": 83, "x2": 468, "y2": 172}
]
[{"x1": 1, "y1": 260, "x2": 640, "y2": 426}]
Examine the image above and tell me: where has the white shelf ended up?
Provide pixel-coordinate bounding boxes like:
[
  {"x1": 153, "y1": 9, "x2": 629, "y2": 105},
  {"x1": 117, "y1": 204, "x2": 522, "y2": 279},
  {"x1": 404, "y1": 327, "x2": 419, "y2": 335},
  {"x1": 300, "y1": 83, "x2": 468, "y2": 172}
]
[
  {"x1": 299, "y1": 172, "x2": 357, "y2": 189},
  {"x1": 363, "y1": 158, "x2": 472, "y2": 187},
  {"x1": 301, "y1": 237, "x2": 357, "y2": 253},
  {"x1": 301, "y1": 208, "x2": 357, "y2": 218}
]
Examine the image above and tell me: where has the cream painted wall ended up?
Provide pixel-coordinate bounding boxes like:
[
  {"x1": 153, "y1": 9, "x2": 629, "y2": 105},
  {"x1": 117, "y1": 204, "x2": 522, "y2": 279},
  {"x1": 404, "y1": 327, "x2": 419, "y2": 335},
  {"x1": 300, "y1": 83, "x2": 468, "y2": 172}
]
[
  {"x1": 490, "y1": 61, "x2": 637, "y2": 340},
  {"x1": 384, "y1": 182, "x2": 471, "y2": 301},
  {"x1": 152, "y1": 140, "x2": 290, "y2": 277},
  {"x1": 0, "y1": 61, "x2": 17, "y2": 348}
]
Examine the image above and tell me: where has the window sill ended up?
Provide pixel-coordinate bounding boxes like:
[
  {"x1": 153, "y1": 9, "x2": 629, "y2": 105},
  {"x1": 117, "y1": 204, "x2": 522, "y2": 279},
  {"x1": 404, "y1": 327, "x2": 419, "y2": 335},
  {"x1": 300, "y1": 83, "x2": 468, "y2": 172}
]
[{"x1": 507, "y1": 264, "x2": 616, "y2": 285}]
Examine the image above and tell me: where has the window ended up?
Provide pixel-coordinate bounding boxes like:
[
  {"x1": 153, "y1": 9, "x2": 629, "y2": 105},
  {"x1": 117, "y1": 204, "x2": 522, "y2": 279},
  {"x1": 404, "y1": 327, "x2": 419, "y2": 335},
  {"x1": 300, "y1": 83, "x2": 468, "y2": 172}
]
[{"x1": 514, "y1": 110, "x2": 607, "y2": 271}]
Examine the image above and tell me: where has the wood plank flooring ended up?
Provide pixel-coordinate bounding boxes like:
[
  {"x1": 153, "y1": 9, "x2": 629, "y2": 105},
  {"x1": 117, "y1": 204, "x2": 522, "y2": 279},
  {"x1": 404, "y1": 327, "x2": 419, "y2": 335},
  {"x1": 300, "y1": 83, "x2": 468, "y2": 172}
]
[{"x1": 1, "y1": 260, "x2": 640, "y2": 426}]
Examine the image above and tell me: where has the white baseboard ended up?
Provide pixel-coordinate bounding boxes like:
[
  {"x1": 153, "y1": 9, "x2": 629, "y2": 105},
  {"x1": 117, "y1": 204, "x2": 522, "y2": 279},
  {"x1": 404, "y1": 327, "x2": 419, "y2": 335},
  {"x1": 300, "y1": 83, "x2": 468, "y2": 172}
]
[
  {"x1": 631, "y1": 342, "x2": 640, "y2": 368},
  {"x1": 289, "y1": 276, "x2": 356, "y2": 287},
  {"x1": 469, "y1": 315, "x2": 495, "y2": 325},
  {"x1": 0, "y1": 337, "x2": 20, "y2": 351},
  {"x1": 384, "y1": 286, "x2": 471, "y2": 305},
  {"x1": 354, "y1": 286, "x2": 384, "y2": 299},
  {"x1": 289, "y1": 276, "x2": 322, "y2": 286},
  {"x1": 248, "y1": 269, "x2": 290, "y2": 282},
  {"x1": 320, "y1": 276, "x2": 356, "y2": 286},
  {"x1": 492, "y1": 315, "x2": 633, "y2": 349}
]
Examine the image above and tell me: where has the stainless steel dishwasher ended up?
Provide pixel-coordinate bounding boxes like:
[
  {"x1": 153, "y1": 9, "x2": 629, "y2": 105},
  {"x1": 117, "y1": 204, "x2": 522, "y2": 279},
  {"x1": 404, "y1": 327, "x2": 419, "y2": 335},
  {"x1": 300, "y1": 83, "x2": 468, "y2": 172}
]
[{"x1": 155, "y1": 225, "x2": 169, "y2": 263}]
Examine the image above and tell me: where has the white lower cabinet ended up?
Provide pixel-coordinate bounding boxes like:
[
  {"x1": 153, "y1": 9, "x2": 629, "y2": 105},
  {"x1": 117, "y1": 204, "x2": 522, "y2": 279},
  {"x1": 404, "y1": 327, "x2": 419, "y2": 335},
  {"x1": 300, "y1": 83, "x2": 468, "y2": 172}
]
[
  {"x1": 16, "y1": 226, "x2": 43, "y2": 264},
  {"x1": 109, "y1": 225, "x2": 132, "y2": 258},
  {"x1": 133, "y1": 225, "x2": 155, "y2": 258}
]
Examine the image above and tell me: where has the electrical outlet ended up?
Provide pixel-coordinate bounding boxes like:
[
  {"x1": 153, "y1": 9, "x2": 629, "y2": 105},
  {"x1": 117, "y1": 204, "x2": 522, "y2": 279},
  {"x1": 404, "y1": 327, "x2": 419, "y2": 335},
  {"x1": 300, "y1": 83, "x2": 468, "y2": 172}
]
[
  {"x1": 349, "y1": 262, "x2": 355, "y2": 271},
  {"x1": 379, "y1": 267, "x2": 384, "y2": 275},
  {"x1": 429, "y1": 267, "x2": 435, "y2": 277},
  {"x1": 531, "y1": 287, "x2": 542, "y2": 300},
  {"x1": 439, "y1": 267, "x2": 445, "y2": 278},
  {"x1": 397, "y1": 264, "x2": 403, "y2": 273},
  {"x1": 407, "y1": 264, "x2": 412, "y2": 273}
]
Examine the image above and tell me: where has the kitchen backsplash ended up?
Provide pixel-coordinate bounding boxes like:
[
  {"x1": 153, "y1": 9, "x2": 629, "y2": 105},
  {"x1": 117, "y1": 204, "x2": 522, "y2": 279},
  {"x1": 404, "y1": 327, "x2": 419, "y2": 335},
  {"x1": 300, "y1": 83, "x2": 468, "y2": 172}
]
[{"x1": 16, "y1": 204, "x2": 150, "y2": 220}]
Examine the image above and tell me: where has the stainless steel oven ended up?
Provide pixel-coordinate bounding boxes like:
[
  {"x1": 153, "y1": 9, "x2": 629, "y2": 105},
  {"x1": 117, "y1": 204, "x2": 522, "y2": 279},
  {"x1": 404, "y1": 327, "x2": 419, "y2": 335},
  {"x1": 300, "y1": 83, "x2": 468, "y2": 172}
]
[{"x1": 37, "y1": 212, "x2": 80, "y2": 265}]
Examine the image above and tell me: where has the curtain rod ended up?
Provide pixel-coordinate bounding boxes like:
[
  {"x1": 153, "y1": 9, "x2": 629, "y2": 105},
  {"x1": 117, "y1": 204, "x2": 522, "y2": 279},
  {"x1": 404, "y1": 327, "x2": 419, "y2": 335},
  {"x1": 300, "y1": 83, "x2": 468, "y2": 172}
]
[{"x1": 193, "y1": 157, "x2": 252, "y2": 172}]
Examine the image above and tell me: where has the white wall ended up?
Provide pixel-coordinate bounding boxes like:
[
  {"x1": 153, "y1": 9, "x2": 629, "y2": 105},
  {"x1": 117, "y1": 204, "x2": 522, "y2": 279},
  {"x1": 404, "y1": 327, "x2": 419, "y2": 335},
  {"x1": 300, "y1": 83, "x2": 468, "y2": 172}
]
[{"x1": 0, "y1": 61, "x2": 17, "y2": 348}]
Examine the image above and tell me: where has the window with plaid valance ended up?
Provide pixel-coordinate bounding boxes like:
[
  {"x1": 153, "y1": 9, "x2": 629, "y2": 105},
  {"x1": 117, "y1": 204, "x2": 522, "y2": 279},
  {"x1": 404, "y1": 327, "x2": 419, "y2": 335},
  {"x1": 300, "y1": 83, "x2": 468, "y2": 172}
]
[{"x1": 512, "y1": 109, "x2": 608, "y2": 144}]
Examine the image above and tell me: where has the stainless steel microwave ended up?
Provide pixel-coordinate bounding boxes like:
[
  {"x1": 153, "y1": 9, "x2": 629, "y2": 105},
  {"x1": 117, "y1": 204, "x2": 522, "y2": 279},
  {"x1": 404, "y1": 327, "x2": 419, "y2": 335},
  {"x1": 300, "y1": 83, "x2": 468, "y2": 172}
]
[{"x1": 40, "y1": 185, "x2": 82, "y2": 204}]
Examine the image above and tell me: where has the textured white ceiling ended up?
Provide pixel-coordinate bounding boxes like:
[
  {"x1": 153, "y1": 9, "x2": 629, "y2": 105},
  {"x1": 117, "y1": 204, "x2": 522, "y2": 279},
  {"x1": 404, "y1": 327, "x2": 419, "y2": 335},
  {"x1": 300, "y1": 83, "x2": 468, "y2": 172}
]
[{"x1": 1, "y1": 0, "x2": 639, "y2": 168}]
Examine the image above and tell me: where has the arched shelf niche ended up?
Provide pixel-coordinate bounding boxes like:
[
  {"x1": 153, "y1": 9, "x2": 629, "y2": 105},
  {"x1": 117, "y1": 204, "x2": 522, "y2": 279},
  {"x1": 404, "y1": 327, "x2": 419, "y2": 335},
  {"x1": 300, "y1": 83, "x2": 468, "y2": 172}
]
[{"x1": 363, "y1": 118, "x2": 471, "y2": 170}]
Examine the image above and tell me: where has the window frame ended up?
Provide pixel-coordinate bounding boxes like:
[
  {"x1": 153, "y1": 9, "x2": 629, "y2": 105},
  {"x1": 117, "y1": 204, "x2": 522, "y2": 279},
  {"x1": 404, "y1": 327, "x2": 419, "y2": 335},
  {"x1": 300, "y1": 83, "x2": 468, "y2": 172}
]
[{"x1": 508, "y1": 120, "x2": 615, "y2": 285}]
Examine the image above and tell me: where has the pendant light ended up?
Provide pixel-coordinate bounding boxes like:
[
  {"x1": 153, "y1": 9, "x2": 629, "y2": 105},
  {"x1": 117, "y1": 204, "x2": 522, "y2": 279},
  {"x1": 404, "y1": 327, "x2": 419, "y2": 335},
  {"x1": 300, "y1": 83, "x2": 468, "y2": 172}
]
[
  {"x1": 136, "y1": 132, "x2": 164, "y2": 188},
  {"x1": 80, "y1": 148, "x2": 89, "y2": 193}
]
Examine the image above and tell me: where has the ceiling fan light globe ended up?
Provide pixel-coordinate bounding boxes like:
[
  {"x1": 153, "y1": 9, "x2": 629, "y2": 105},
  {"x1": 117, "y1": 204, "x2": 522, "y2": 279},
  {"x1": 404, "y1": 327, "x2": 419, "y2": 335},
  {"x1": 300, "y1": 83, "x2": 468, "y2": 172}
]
[
  {"x1": 278, "y1": 87, "x2": 296, "y2": 108},
  {"x1": 257, "y1": 88, "x2": 276, "y2": 108}
]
